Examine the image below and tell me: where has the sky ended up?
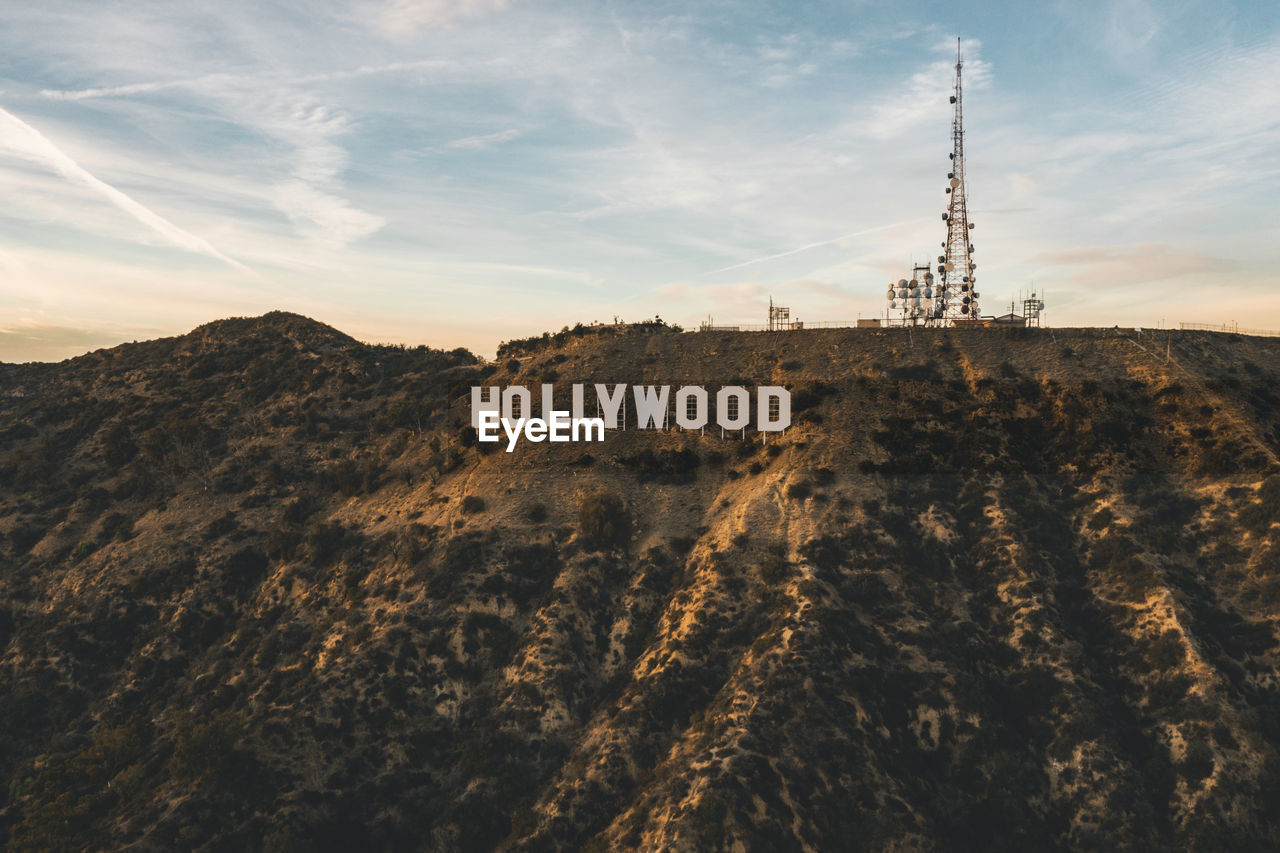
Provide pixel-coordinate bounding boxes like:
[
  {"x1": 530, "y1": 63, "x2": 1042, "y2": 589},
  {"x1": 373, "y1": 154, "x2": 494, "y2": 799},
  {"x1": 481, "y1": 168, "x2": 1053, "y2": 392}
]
[{"x1": 1, "y1": 0, "x2": 1278, "y2": 361}]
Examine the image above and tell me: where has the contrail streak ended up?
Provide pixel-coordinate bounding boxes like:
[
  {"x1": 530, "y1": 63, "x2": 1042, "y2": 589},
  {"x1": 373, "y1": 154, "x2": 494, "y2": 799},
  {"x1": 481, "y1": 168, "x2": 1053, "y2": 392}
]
[
  {"x1": 39, "y1": 60, "x2": 461, "y2": 101},
  {"x1": 704, "y1": 217, "x2": 932, "y2": 276},
  {"x1": 0, "y1": 106, "x2": 255, "y2": 276},
  {"x1": 40, "y1": 75, "x2": 233, "y2": 101}
]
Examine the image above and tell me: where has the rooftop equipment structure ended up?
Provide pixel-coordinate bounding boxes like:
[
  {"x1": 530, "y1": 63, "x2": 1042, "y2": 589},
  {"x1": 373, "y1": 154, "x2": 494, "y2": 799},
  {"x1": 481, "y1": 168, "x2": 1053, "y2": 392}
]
[
  {"x1": 1022, "y1": 291, "x2": 1045, "y2": 327},
  {"x1": 885, "y1": 262, "x2": 935, "y2": 325},
  {"x1": 768, "y1": 297, "x2": 792, "y2": 331}
]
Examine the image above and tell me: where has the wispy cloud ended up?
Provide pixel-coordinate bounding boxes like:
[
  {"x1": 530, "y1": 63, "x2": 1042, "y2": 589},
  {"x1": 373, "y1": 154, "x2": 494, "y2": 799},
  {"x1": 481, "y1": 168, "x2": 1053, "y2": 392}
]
[
  {"x1": 1032, "y1": 243, "x2": 1224, "y2": 284},
  {"x1": 863, "y1": 38, "x2": 990, "y2": 140},
  {"x1": 377, "y1": 0, "x2": 516, "y2": 33},
  {"x1": 1102, "y1": 0, "x2": 1161, "y2": 62},
  {"x1": 242, "y1": 95, "x2": 387, "y2": 248},
  {"x1": 37, "y1": 59, "x2": 465, "y2": 102},
  {"x1": 445, "y1": 127, "x2": 524, "y2": 149},
  {"x1": 704, "y1": 218, "x2": 932, "y2": 276}
]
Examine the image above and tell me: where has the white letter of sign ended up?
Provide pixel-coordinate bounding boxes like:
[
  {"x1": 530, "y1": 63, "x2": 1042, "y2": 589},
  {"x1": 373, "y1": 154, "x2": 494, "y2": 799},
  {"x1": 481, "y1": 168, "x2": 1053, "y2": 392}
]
[
  {"x1": 471, "y1": 386, "x2": 500, "y2": 428},
  {"x1": 757, "y1": 386, "x2": 791, "y2": 432}
]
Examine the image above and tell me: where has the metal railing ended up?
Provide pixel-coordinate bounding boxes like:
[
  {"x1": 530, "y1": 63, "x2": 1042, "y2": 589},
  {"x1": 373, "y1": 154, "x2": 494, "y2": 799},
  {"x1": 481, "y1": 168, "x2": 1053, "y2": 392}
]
[
  {"x1": 1179, "y1": 322, "x2": 1280, "y2": 338},
  {"x1": 698, "y1": 320, "x2": 864, "y2": 332}
]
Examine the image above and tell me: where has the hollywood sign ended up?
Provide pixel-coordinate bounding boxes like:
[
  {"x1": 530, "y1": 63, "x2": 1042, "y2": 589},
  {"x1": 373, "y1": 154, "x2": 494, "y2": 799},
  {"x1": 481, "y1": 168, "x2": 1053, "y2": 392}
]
[{"x1": 471, "y1": 384, "x2": 790, "y2": 450}]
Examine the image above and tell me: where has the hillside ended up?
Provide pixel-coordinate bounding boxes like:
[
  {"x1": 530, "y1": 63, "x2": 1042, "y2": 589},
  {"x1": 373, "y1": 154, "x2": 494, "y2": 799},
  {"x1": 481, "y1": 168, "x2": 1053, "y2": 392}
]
[{"x1": 1, "y1": 312, "x2": 1279, "y2": 851}]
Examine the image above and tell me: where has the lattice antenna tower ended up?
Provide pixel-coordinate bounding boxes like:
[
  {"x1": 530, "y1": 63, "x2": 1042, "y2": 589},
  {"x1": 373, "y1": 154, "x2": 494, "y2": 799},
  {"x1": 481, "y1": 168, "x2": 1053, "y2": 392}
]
[{"x1": 933, "y1": 38, "x2": 979, "y2": 323}]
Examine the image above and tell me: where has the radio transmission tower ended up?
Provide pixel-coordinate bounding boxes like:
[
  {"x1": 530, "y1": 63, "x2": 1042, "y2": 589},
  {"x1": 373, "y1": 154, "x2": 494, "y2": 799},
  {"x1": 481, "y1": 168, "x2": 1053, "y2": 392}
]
[{"x1": 932, "y1": 38, "x2": 979, "y2": 324}]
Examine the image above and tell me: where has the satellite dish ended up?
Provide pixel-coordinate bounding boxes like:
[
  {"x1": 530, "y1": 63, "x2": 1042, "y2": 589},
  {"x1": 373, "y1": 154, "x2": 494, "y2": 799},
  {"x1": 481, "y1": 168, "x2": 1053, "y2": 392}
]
[
  {"x1": 972, "y1": 292, "x2": 980, "y2": 299},
  {"x1": 961, "y1": 304, "x2": 970, "y2": 314},
  {"x1": 963, "y1": 296, "x2": 971, "y2": 304},
  {"x1": 950, "y1": 178, "x2": 960, "y2": 188},
  {"x1": 950, "y1": 95, "x2": 957, "y2": 104},
  {"x1": 909, "y1": 279, "x2": 918, "y2": 287},
  {"x1": 968, "y1": 222, "x2": 975, "y2": 229},
  {"x1": 946, "y1": 187, "x2": 952, "y2": 194},
  {"x1": 945, "y1": 262, "x2": 955, "y2": 271},
  {"x1": 949, "y1": 152, "x2": 955, "y2": 159}
]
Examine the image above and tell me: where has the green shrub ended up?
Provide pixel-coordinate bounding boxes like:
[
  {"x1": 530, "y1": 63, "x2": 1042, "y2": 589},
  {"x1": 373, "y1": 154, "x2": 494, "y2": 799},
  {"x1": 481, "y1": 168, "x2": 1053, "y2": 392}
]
[
  {"x1": 1179, "y1": 740, "x2": 1215, "y2": 786},
  {"x1": 1087, "y1": 507, "x2": 1114, "y2": 530},
  {"x1": 617, "y1": 448, "x2": 700, "y2": 484},
  {"x1": 100, "y1": 423, "x2": 137, "y2": 466},
  {"x1": 578, "y1": 491, "x2": 631, "y2": 551},
  {"x1": 305, "y1": 521, "x2": 346, "y2": 566},
  {"x1": 169, "y1": 710, "x2": 243, "y2": 783},
  {"x1": 1240, "y1": 475, "x2": 1280, "y2": 534},
  {"x1": 786, "y1": 481, "x2": 812, "y2": 500},
  {"x1": 760, "y1": 545, "x2": 791, "y2": 584},
  {"x1": 225, "y1": 546, "x2": 269, "y2": 592},
  {"x1": 99, "y1": 512, "x2": 134, "y2": 543},
  {"x1": 1144, "y1": 630, "x2": 1186, "y2": 670},
  {"x1": 1147, "y1": 674, "x2": 1193, "y2": 711},
  {"x1": 203, "y1": 511, "x2": 239, "y2": 540}
]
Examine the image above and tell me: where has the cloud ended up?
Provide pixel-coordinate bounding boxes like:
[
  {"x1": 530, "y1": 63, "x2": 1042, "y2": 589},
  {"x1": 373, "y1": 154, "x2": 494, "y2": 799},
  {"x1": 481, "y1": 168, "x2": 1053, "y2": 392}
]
[
  {"x1": 273, "y1": 182, "x2": 386, "y2": 249},
  {"x1": 1031, "y1": 243, "x2": 1224, "y2": 284},
  {"x1": 863, "y1": 38, "x2": 991, "y2": 140},
  {"x1": 377, "y1": 0, "x2": 515, "y2": 33},
  {"x1": 445, "y1": 127, "x2": 524, "y2": 149},
  {"x1": 0, "y1": 106, "x2": 253, "y2": 274},
  {"x1": 1103, "y1": 0, "x2": 1160, "y2": 60},
  {"x1": 235, "y1": 95, "x2": 386, "y2": 246},
  {"x1": 0, "y1": 320, "x2": 132, "y2": 350}
]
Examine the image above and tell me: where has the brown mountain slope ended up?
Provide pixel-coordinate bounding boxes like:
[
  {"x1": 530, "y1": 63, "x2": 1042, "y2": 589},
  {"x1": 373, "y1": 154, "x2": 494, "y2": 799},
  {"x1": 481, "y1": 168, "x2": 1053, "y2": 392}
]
[{"x1": 1, "y1": 315, "x2": 1278, "y2": 851}]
